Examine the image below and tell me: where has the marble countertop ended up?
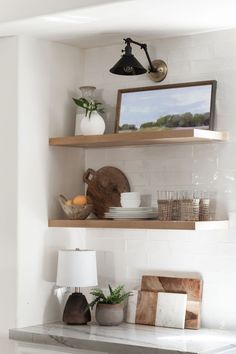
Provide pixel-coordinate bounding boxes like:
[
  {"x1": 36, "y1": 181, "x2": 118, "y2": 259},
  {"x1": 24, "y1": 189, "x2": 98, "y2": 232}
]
[{"x1": 9, "y1": 322, "x2": 236, "y2": 354}]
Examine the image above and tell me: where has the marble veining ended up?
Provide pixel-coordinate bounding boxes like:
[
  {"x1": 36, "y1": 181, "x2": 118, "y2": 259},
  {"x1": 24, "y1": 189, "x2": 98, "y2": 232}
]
[
  {"x1": 9, "y1": 322, "x2": 236, "y2": 354},
  {"x1": 155, "y1": 292, "x2": 187, "y2": 329}
]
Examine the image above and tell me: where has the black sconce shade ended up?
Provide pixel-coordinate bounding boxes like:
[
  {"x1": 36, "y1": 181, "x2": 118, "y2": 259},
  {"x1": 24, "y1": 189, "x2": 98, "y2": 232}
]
[
  {"x1": 110, "y1": 54, "x2": 147, "y2": 76},
  {"x1": 110, "y1": 37, "x2": 168, "y2": 82}
]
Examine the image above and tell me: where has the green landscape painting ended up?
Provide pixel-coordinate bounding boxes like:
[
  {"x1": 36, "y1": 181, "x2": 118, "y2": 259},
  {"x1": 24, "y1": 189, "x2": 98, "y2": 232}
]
[{"x1": 118, "y1": 84, "x2": 213, "y2": 133}]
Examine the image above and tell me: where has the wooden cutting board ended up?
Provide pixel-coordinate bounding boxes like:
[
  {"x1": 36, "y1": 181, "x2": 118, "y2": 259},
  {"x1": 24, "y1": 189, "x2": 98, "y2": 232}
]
[
  {"x1": 137, "y1": 275, "x2": 203, "y2": 329},
  {"x1": 83, "y1": 166, "x2": 130, "y2": 218},
  {"x1": 135, "y1": 291, "x2": 158, "y2": 326}
]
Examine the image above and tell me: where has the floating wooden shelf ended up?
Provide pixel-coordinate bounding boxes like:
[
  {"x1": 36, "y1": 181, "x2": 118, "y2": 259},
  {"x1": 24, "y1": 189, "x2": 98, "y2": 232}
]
[
  {"x1": 49, "y1": 129, "x2": 229, "y2": 148},
  {"x1": 49, "y1": 129, "x2": 229, "y2": 231},
  {"x1": 48, "y1": 219, "x2": 229, "y2": 230}
]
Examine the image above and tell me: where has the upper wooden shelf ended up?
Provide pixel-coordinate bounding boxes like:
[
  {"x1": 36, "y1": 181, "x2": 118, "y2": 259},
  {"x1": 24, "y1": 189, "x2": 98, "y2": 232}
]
[
  {"x1": 48, "y1": 219, "x2": 229, "y2": 230},
  {"x1": 49, "y1": 129, "x2": 229, "y2": 148}
]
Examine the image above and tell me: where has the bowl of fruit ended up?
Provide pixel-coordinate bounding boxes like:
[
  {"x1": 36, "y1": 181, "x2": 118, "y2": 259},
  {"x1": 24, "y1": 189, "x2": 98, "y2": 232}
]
[{"x1": 58, "y1": 194, "x2": 93, "y2": 220}]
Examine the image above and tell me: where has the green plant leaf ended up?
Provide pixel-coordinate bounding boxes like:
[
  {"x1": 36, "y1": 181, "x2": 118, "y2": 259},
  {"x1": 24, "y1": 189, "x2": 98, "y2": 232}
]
[
  {"x1": 108, "y1": 284, "x2": 113, "y2": 295},
  {"x1": 89, "y1": 285, "x2": 132, "y2": 307},
  {"x1": 72, "y1": 97, "x2": 104, "y2": 118}
]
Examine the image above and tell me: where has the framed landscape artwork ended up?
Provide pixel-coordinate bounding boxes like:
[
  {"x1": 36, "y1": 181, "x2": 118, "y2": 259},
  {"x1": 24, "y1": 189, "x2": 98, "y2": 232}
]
[{"x1": 115, "y1": 81, "x2": 217, "y2": 133}]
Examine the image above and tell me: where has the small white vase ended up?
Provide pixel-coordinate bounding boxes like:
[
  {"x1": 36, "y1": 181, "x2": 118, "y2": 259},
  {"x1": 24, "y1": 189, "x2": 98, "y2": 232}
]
[
  {"x1": 75, "y1": 111, "x2": 84, "y2": 135},
  {"x1": 80, "y1": 111, "x2": 105, "y2": 135}
]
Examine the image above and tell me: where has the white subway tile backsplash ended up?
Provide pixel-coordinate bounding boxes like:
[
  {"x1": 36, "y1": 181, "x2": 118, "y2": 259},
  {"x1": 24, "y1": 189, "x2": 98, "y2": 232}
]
[
  {"x1": 165, "y1": 158, "x2": 194, "y2": 172},
  {"x1": 193, "y1": 157, "x2": 218, "y2": 172},
  {"x1": 126, "y1": 172, "x2": 148, "y2": 187},
  {"x1": 107, "y1": 160, "x2": 125, "y2": 170},
  {"x1": 124, "y1": 251, "x2": 148, "y2": 287},
  {"x1": 149, "y1": 172, "x2": 167, "y2": 187},
  {"x1": 147, "y1": 229, "x2": 190, "y2": 241},
  {"x1": 191, "y1": 60, "x2": 215, "y2": 75},
  {"x1": 85, "y1": 149, "x2": 108, "y2": 166},
  {"x1": 214, "y1": 40, "x2": 236, "y2": 58},
  {"x1": 229, "y1": 212, "x2": 236, "y2": 227},
  {"x1": 201, "y1": 289, "x2": 236, "y2": 329},
  {"x1": 122, "y1": 229, "x2": 148, "y2": 240},
  {"x1": 146, "y1": 240, "x2": 171, "y2": 254},
  {"x1": 162, "y1": 36, "x2": 193, "y2": 49},
  {"x1": 126, "y1": 264, "x2": 149, "y2": 282},
  {"x1": 169, "y1": 60, "x2": 192, "y2": 77},
  {"x1": 168, "y1": 45, "x2": 212, "y2": 62},
  {"x1": 144, "y1": 158, "x2": 168, "y2": 171},
  {"x1": 169, "y1": 240, "x2": 236, "y2": 257},
  {"x1": 124, "y1": 159, "x2": 145, "y2": 172},
  {"x1": 99, "y1": 251, "x2": 128, "y2": 285},
  {"x1": 83, "y1": 28, "x2": 236, "y2": 329},
  {"x1": 125, "y1": 239, "x2": 148, "y2": 253},
  {"x1": 165, "y1": 171, "x2": 193, "y2": 186},
  {"x1": 148, "y1": 252, "x2": 198, "y2": 272},
  {"x1": 196, "y1": 254, "x2": 236, "y2": 273},
  {"x1": 217, "y1": 98, "x2": 236, "y2": 117},
  {"x1": 86, "y1": 228, "x2": 125, "y2": 239},
  {"x1": 86, "y1": 237, "x2": 125, "y2": 252},
  {"x1": 125, "y1": 251, "x2": 149, "y2": 268}
]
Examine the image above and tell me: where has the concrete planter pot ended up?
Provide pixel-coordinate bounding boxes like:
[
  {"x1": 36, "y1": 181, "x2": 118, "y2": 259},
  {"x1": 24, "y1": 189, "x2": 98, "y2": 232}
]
[{"x1": 95, "y1": 303, "x2": 124, "y2": 326}]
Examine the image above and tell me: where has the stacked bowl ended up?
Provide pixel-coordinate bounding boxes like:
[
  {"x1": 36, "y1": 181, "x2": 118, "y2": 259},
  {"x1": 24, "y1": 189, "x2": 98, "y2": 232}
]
[{"x1": 120, "y1": 192, "x2": 141, "y2": 208}]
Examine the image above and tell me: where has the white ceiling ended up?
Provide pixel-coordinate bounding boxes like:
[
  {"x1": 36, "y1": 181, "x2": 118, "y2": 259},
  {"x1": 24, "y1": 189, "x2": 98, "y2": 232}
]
[{"x1": 1, "y1": 0, "x2": 236, "y2": 48}]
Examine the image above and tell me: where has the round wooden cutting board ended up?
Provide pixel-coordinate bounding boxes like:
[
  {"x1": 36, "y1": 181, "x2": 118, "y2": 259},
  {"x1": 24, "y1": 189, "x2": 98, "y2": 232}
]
[{"x1": 83, "y1": 166, "x2": 130, "y2": 218}]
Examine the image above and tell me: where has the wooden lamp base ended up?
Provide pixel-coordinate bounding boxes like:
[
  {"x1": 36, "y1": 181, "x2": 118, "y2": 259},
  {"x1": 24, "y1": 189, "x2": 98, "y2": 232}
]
[{"x1": 63, "y1": 292, "x2": 91, "y2": 325}]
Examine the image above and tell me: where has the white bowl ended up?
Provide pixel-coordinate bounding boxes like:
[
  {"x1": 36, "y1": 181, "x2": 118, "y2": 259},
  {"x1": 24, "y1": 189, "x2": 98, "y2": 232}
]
[
  {"x1": 121, "y1": 195, "x2": 140, "y2": 199},
  {"x1": 121, "y1": 200, "x2": 141, "y2": 204},
  {"x1": 121, "y1": 199, "x2": 141, "y2": 208},
  {"x1": 121, "y1": 199, "x2": 141, "y2": 204},
  {"x1": 121, "y1": 192, "x2": 140, "y2": 198},
  {"x1": 121, "y1": 195, "x2": 141, "y2": 199}
]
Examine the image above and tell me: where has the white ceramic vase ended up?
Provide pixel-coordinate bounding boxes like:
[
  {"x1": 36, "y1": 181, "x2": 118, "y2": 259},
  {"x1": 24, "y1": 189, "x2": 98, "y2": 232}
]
[
  {"x1": 74, "y1": 86, "x2": 96, "y2": 136},
  {"x1": 80, "y1": 111, "x2": 105, "y2": 135},
  {"x1": 75, "y1": 111, "x2": 84, "y2": 135}
]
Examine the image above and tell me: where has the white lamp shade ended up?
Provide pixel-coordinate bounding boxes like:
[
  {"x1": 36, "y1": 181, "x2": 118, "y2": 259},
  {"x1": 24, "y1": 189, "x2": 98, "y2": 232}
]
[{"x1": 56, "y1": 249, "x2": 97, "y2": 288}]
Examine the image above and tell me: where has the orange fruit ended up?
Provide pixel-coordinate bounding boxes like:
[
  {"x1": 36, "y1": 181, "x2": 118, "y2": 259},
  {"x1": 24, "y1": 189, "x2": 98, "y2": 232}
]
[{"x1": 72, "y1": 195, "x2": 87, "y2": 205}]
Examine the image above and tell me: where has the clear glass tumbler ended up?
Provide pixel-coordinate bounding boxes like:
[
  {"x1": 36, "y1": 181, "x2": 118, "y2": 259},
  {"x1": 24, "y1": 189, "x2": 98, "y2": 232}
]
[{"x1": 157, "y1": 190, "x2": 172, "y2": 221}]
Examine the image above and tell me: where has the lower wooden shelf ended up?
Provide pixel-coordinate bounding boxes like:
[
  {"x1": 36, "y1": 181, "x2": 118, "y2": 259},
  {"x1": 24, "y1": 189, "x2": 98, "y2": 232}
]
[
  {"x1": 48, "y1": 219, "x2": 229, "y2": 230},
  {"x1": 49, "y1": 129, "x2": 229, "y2": 148}
]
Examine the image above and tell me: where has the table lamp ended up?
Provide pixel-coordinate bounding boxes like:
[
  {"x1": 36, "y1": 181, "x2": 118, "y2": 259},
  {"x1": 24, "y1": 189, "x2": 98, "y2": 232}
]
[{"x1": 56, "y1": 249, "x2": 97, "y2": 325}]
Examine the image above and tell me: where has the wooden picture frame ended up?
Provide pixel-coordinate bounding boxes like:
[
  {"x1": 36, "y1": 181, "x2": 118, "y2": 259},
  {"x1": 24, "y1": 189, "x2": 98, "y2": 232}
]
[{"x1": 114, "y1": 80, "x2": 217, "y2": 133}]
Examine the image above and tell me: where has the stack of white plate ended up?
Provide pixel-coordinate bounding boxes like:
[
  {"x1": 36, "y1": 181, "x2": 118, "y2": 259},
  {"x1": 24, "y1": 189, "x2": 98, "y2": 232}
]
[{"x1": 104, "y1": 207, "x2": 157, "y2": 219}]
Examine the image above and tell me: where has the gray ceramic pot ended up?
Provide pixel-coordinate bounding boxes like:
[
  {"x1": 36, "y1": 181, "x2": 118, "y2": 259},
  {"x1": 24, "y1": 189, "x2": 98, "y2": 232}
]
[{"x1": 95, "y1": 303, "x2": 124, "y2": 326}]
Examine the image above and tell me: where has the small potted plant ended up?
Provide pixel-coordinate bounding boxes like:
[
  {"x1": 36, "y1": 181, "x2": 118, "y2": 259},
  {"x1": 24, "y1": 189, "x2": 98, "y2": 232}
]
[
  {"x1": 89, "y1": 285, "x2": 132, "y2": 326},
  {"x1": 73, "y1": 97, "x2": 105, "y2": 135}
]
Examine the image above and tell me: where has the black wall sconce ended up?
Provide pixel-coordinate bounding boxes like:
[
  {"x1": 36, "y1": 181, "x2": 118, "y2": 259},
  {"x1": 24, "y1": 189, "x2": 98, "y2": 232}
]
[{"x1": 110, "y1": 37, "x2": 168, "y2": 82}]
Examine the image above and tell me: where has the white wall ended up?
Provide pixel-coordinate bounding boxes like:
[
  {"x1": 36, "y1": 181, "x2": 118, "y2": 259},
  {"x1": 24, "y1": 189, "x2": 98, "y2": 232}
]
[
  {"x1": 16, "y1": 36, "x2": 86, "y2": 327},
  {"x1": 83, "y1": 28, "x2": 236, "y2": 329},
  {"x1": 0, "y1": 35, "x2": 87, "y2": 352},
  {"x1": 0, "y1": 36, "x2": 18, "y2": 354}
]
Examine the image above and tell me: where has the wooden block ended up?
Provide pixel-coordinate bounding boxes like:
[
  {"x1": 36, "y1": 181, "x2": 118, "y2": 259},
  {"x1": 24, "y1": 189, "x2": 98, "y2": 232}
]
[
  {"x1": 141, "y1": 275, "x2": 203, "y2": 329},
  {"x1": 185, "y1": 300, "x2": 201, "y2": 329},
  {"x1": 135, "y1": 291, "x2": 157, "y2": 326},
  {"x1": 141, "y1": 276, "x2": 202, "y2": 301}
]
